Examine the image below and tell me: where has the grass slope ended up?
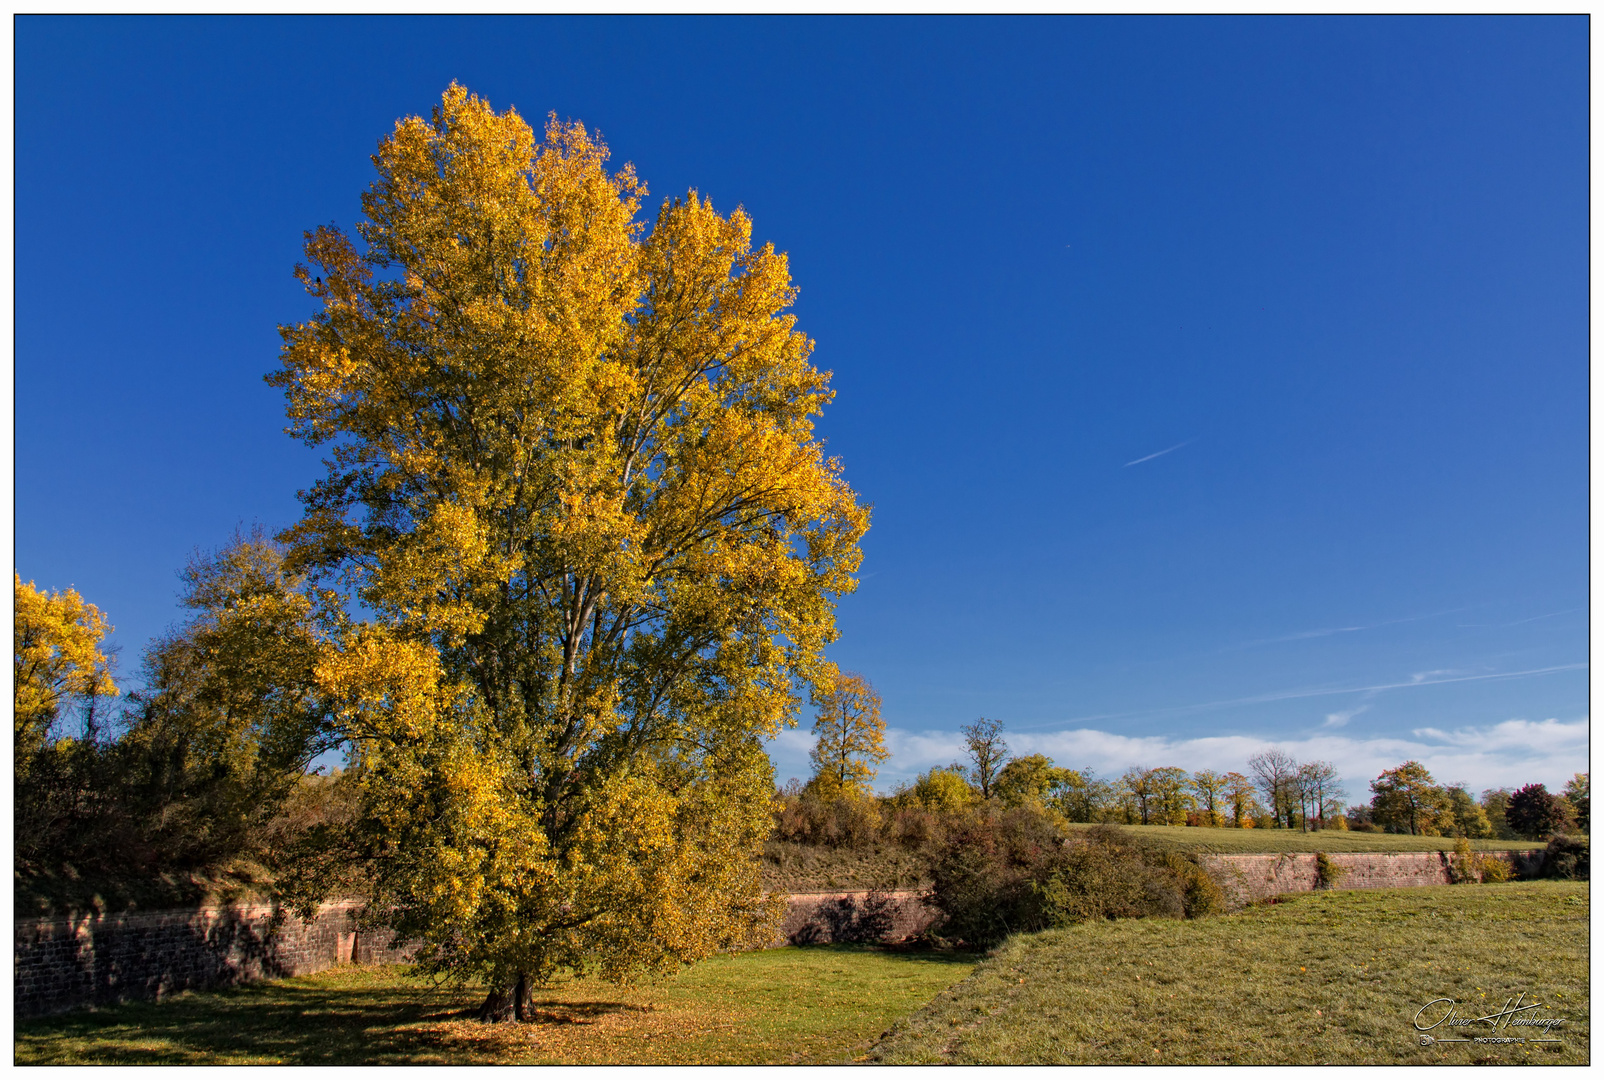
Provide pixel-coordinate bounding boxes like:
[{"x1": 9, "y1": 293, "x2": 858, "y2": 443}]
[
  {"x1": 15, "y1": 944, "x2": 977, "y2": 1066},
  {"x1": 1071, "y1": 823, "x2": 1550, "y2": 854},
  {"x1": 870, "y1": 881, "x2": 1588, "y2": 1065}
]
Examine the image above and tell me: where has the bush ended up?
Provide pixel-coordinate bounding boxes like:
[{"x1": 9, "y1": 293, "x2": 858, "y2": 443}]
[
  {"x1": 773, "y1": 783, "x2": 882, "y2": 847},
  {"x1": 1475, "y1": 853, "x2": 1514, "y2": 883},
  {"x1": 1314, "y1": 851, "x2": 1348, "y2": 889},
  {"x1": 1446, "y1": 838, "x2": 1478, "y2": 884},
  {"x1": 1538, "y1": 835, "x2": 1589, "y2": 881},
  {"x1": 925, "y1": 815, "x2": 1224, "y2": 947}
]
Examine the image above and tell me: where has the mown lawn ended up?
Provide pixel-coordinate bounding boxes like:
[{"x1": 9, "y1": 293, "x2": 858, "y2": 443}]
[
  {"x1": 15, "y1": 943, "x2": 977, "y2": 1065},
  {"x1": 1071, "y1": 823, "x2": 1551, "y2": 854},
  {"x1": 870, "y1": 881, "x2": 1588, "y2": 1065}
]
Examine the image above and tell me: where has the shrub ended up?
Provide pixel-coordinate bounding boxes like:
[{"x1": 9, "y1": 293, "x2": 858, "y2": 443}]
[
  {"x1": 925, "y1": 815, "x2": 1224, "y2": 947},
  {"x1": 1446, "y1": 838, "x2": 1478, "y2": 884},
  {"x1": 773, "y1": 783, "x2": 882, "y2": 848},
  {"x1": 1314, "y1": 851, "x2": 1348, "y2": 889},
  {"x1": 1538, "y1": 835, "x2": 1589, "y2": 881},
  {"x1": 1475, "y1": 853, "x2": 1514, "y2": 883}
]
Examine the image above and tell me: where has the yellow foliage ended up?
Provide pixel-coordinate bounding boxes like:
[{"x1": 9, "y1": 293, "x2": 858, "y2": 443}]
[
  {"x1": 808, "y1": 669, "x2": 888, "y2": 795},
  {"x1": 14, "y1": 573, "x2": 118, "y2": 757},
  {"x1": 271, "y1": 85, "x2": 863, "y2": 1000}
]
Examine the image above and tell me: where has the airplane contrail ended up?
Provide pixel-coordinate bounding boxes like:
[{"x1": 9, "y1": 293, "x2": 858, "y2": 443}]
[{"x1": 1124, "y1": 440, "x2": 1192, "y2": 467}]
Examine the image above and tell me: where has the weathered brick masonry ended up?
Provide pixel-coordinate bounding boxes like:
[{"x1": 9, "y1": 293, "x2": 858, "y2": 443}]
[
  {"x1": 779, "y1": 891, "x2": 938, "y2": 946},
  {"x1": 14, "y1": 901, "x2": 409, "y2": 1019},
  {"x1": 1200, "y1": 850, "x2": 1543, "y2": 906}
]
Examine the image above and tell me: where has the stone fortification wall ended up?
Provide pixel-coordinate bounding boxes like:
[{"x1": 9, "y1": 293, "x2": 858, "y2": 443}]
[
  {"x1": 16, "y1": 892, "x2": 935, "y2": 1019},
  {"x1": 779, "y1": 891, "x2": 938, "y2": 946},
  {"x1": 15, "y1": 853, "x2": 1545, "y2": 1018},
  {"x1": 1200, "y1": 850, "x2": 1543, "y2": 907},
  {"x1": 14, "y1": 901, "x2": 409, "y2": 1019}
]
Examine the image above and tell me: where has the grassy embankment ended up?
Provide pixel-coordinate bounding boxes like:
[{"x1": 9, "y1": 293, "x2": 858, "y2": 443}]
[
  {"x1": 871, "y1": 881, "x2": 1588, "y2": 1065},
  {"x1": 15, "y1": 944, "x2": 977, "y2": 1066}
]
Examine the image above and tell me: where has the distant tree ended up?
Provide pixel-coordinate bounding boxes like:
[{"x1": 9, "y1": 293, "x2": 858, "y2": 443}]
[
  {"x1": 909, "y1": 766, "x2": 978, "y2": 814},
  {"x1": 961, "y1": 718, "x2": 1009, "y2": 800},
  {"x1": 1345, "y1": 803, "x2": 1380, "y2": 832},
  {"x1": 1298, "y1": 760, "x2": 1344, "y2": 831},
  {"x1": 1480, "y1": 789, "x2": 1521, "y2": 840},
  {"x1": 1505, "y1": 783, "x2": 1575, "y2": 840},
  {"x1": 808, "y1": 670, "x2": 889, "y2": 797},
  {"x1": 1222, "y1": 771, "x2": 1257, "y2": 828},
  {"x1": 1249, "y1": 748, "x2": 1300, "y2": 829},
  {"x1": 994, "y1": 754, "x2": 1057, "y2": 809},
  {"x1": 1563, "y1": 773, "x2": 1589, "y2": 834},
  {"x1": 1147, "y1": 766, "x2": 1194, "y2": 826},
  {"x1": 1189, "y1": 770, "x2": 1227, "y2": 827},
  {"x1": 1437, "y1": 784, "x2": 1492, "y2": 839},
  {"x1": 1046, "y1": 768, "x2": 1115, "y2": 823},
  {"x1": 1121, "y1": 766, "x2": 1157, "y2": 825},
  {"x1": 1370, "y1": 761, "x2": 1449, "y2": 836}
]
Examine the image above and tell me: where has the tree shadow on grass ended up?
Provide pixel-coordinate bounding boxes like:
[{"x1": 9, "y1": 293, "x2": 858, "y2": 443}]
[{"x1": 16, "y1": 970, "x2": 654, "y2": 1065}]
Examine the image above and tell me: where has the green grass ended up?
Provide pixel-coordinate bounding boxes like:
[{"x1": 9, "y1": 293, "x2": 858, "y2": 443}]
[
  {"x1": 15, "y1": 944, "x2": 978, "y2": 1065},
  {"x1": 871, "y1": 881, "x2": 1588, "y2": 1065},
  {"x1": 1071, "y1": 823, "x2": 1551, "y2": 854}
]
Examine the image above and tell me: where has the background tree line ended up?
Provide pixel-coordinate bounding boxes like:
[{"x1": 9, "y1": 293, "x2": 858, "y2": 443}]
[{"x1": 773, "y1": 685, "x2": 1587, "y2": 848}]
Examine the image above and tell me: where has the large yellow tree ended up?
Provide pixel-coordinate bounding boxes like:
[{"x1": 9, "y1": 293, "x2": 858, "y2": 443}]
[{"x1": 271, "y1": 85, "x2": 868, "y2": 1019}]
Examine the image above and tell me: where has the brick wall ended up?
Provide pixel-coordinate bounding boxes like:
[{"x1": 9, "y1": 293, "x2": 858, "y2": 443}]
[
  {"x1": 779, "y1": 891, "x2": 938, "y2": 946},
  {"x1": 1200, "y1": 850, "x2": 1543, "y2": 907},
  {"x1": 14, "y1": 901, "x2": 410, "y2": 1019}
]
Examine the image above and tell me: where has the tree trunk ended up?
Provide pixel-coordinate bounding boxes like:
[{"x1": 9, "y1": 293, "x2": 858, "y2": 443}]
[{"x1": 478, "y1": 971, "x2": 530, "y2": 1023}]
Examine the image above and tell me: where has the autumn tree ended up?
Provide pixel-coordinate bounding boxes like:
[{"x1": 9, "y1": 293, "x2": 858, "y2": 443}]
[
  {"x1": 1221, "y1": 771, "x2": 1257, "y2": 828},
  {"x1": 1147, "y1": 766, "x2": 1193, "y2": 825},
  {"x1": 1369, "y1": 761, "x2": 1449, "y2": 836},
  {"x1": 908, "y1": 766, "x2": 978, "y2": 814},
  {"x1": 1563, "y1": 773, "x2": 1589, "y2": 834},
  {"x1": 14, "y1": 574, "x2": 120, "y2": 874},
  {"x1": 994, "y1": 753, "x2": 1059, "y2": 809},
  {"x1": 1297, "y1": 760, "x2": 1344, "y2": 832},
  {"x1": 807, "y1": 669, "x2": 887, "y2": 797},
  {"x1": 1441, "y1": 784, "x2": 1492, "y2": 839},
  {"x1": 271, "y1": 85, "x2": 868, "y2": 1019},
  {"x1": 118, "y1": 531, "x2": 338, "y2": 872},
  {"x1": 1047, "y1": 768, "x2": 1115, "y2": 823},
  {"x1": 960, "y1": 717, "x2": 1008, "y2": 800},
  {"x1": 14, "y1": 574, "x2": 119, "y2": 756},
  {"x1": 1121, "y1": 766, "x2": 1156, "y2": 824},
  {"x1": 1249, "y1": 748, "x2": 1299, "y2": 829},
  {"x1": 1190, "y1": 770, "x2": 1227, "y2": 827},
  {"x1": 1505, "y1": 783, "x2": 1575, "y2": 840}
]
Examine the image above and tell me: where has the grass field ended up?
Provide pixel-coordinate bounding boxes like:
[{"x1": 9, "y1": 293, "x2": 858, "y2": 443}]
[
  {"x1": 14, "y1": 944, "x2": 977, "y2": 1065},
  {"x1": 1070, "y1": 823, "x2": 1551, "y2": 854},
  {"x1": 870, "y1": 881, "x2": 1588, "y2": 1065}
]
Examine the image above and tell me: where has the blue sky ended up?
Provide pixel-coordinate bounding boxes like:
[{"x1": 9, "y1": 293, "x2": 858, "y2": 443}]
[{"x1": 16, "y1": 16, "x2": 1588, "y2": 797}]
